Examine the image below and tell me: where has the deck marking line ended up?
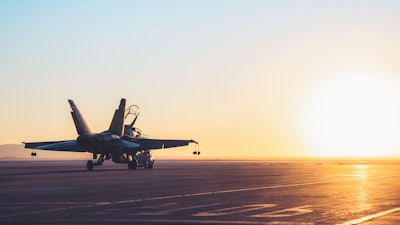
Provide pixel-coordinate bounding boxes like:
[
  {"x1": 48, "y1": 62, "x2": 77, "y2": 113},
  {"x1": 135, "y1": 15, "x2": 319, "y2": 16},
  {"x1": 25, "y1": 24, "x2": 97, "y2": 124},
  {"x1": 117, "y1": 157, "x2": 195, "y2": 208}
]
[
  {"x1": 1, "y1": 175, "x2": 397, "y2": 218},
  {"x1": 337, "y1": 207, "x2": 400, "y2": 225},
  {"x1": 113, "y1": 175, "x2": 396, "y2": 205},
  {"x1": 130, "y1": 203, "x2": 220, "y2": 216}
]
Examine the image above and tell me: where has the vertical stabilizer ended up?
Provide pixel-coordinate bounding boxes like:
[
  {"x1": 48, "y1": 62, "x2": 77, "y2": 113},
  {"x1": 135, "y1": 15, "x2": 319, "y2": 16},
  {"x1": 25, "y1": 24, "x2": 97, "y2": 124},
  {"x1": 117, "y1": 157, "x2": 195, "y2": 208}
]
[
  {"x1": 108, "y1": 98, "x2": 126, "y2": 136},
  {"x1": 68, "y1": 99, "x2": 91, "y2": 135}
]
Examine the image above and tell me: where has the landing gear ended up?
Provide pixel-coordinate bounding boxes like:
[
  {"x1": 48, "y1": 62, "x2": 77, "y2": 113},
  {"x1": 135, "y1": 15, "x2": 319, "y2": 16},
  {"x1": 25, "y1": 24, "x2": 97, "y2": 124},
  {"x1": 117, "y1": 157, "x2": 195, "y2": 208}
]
[
  {"x1": 87, "y1": 160, "x2": 94, "y2": 171},
  {"x1": 128, "y1": 158, "x2": 138, "y2": 170},
  {"x1": 145, "y1": 162, "x2": 153, "y2": 169},
  {"x1": 127, "y1": 153, "x2": 138, "y2": 170},
  {"x1": 86, "y1": 153, "x2": 107, "y2": 171}
]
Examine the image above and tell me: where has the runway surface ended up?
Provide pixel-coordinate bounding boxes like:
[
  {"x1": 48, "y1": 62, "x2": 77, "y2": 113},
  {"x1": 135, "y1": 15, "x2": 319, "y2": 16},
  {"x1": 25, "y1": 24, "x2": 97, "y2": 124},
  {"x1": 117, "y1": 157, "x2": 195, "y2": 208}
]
[{"x1": 1, "y1": 160, "x2": 400, "y2": 224}]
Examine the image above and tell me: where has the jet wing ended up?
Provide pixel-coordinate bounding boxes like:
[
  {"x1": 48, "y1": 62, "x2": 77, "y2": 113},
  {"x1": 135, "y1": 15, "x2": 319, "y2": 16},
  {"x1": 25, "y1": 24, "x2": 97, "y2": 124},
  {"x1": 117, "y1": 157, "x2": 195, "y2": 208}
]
[
  {"x1": 131, "y1": 139, "x2": 197, "y2": 151},
  {"x1": 24, "y1": 140, "x2": 86, "y2": 152}
]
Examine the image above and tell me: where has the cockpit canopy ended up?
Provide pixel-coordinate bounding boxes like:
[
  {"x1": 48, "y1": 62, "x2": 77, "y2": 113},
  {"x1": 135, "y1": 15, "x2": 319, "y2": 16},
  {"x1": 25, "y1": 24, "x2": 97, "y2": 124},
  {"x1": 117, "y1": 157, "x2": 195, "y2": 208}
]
[{"x1": 124, "y1": 105, "x2": 147, "y2": 138}]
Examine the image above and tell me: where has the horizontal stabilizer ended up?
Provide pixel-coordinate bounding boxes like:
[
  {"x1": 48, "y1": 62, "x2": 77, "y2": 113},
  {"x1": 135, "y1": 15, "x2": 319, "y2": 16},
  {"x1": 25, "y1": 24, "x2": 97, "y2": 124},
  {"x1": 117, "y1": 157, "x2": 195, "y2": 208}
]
[{"x1": 24, "y1": 140, "x2": 86, "y2": 152}]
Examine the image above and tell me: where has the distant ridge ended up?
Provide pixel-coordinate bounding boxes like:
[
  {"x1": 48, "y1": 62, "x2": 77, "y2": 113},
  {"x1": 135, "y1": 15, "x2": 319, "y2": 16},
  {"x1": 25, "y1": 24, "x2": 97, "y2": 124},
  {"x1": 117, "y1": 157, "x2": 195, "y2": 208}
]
[{"x1": 0, "y1": 144, "x2": 28, "y2": 160}]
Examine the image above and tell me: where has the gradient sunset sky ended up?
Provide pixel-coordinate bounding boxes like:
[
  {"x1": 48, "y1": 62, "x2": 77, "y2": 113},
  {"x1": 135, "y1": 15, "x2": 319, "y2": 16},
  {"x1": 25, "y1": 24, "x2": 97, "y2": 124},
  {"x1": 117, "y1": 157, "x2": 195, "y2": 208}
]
[{"x1": 2, "y1": 1, "x2": 400, "y2": 158}]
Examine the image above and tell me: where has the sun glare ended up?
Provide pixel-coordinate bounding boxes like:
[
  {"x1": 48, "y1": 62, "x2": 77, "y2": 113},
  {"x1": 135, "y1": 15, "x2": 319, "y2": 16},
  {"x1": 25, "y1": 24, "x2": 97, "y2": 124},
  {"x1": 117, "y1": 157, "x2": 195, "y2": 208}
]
[{"x1": 302, "y1": 70, "x2": 400, "y2": 157}]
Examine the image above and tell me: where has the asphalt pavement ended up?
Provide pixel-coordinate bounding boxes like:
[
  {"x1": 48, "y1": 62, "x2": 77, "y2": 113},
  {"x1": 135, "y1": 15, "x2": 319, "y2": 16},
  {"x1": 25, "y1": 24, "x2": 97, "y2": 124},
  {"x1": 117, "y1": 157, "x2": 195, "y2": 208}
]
[{"x1": 1, "y1": 159, "x2": 400, "y2": 224}]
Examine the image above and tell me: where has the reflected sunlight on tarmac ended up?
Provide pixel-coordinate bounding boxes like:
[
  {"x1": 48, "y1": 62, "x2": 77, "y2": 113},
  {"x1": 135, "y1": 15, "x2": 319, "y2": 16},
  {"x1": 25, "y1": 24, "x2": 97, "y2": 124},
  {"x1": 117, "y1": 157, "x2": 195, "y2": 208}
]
[{"x1": 1, "y1": 160, "x2": 400, "y2": 224}]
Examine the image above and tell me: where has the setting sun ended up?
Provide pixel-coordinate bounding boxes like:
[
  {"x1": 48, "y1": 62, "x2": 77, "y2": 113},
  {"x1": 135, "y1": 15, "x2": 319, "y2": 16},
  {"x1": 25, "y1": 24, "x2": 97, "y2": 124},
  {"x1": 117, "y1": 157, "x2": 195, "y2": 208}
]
[{"x1": 302, "y1": 70, "x2": 400, "y2": 157}]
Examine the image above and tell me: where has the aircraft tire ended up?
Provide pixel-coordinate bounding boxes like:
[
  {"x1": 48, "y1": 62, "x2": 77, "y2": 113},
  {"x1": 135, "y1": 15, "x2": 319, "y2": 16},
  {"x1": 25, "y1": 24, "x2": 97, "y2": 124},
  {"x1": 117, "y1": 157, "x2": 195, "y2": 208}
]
[
  {"x1": 128, "y1": 160, "x2": 137, "y2": 170},
  {"x1": 128, "y1": 161, "x2": 132, "y2": 169},
  {"x1": 87, "y1": 160, "x2": 94, "y2": 171}
]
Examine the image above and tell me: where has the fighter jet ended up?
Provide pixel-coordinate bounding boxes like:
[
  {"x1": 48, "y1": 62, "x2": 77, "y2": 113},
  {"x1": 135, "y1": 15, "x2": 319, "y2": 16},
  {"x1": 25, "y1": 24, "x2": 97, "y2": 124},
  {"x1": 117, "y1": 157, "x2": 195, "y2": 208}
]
[{"x1": 24, "y1": 99, "x2": 199, "y2": 171}]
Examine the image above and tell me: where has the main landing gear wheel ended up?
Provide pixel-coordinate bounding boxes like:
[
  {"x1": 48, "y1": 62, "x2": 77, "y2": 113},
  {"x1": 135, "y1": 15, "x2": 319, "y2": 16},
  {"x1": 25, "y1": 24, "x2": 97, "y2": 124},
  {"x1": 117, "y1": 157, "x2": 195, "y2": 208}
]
[
  {"x1": 128, "y1": 160, "x2": 137, "y2": 170},
  {"x1": 145, "y1": 162, "x2": 153, "y2": 169},
  {"x1": 87, "y1": 160, "x2": 94, "y2": 171}
]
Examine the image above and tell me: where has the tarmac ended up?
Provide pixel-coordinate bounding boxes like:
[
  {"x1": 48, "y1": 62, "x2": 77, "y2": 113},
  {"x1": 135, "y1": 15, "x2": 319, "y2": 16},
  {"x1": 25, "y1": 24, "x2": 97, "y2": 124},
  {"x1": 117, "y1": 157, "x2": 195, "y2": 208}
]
[{"x1": 1, "y1": 159, "x2": 400, "y2": 224}]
